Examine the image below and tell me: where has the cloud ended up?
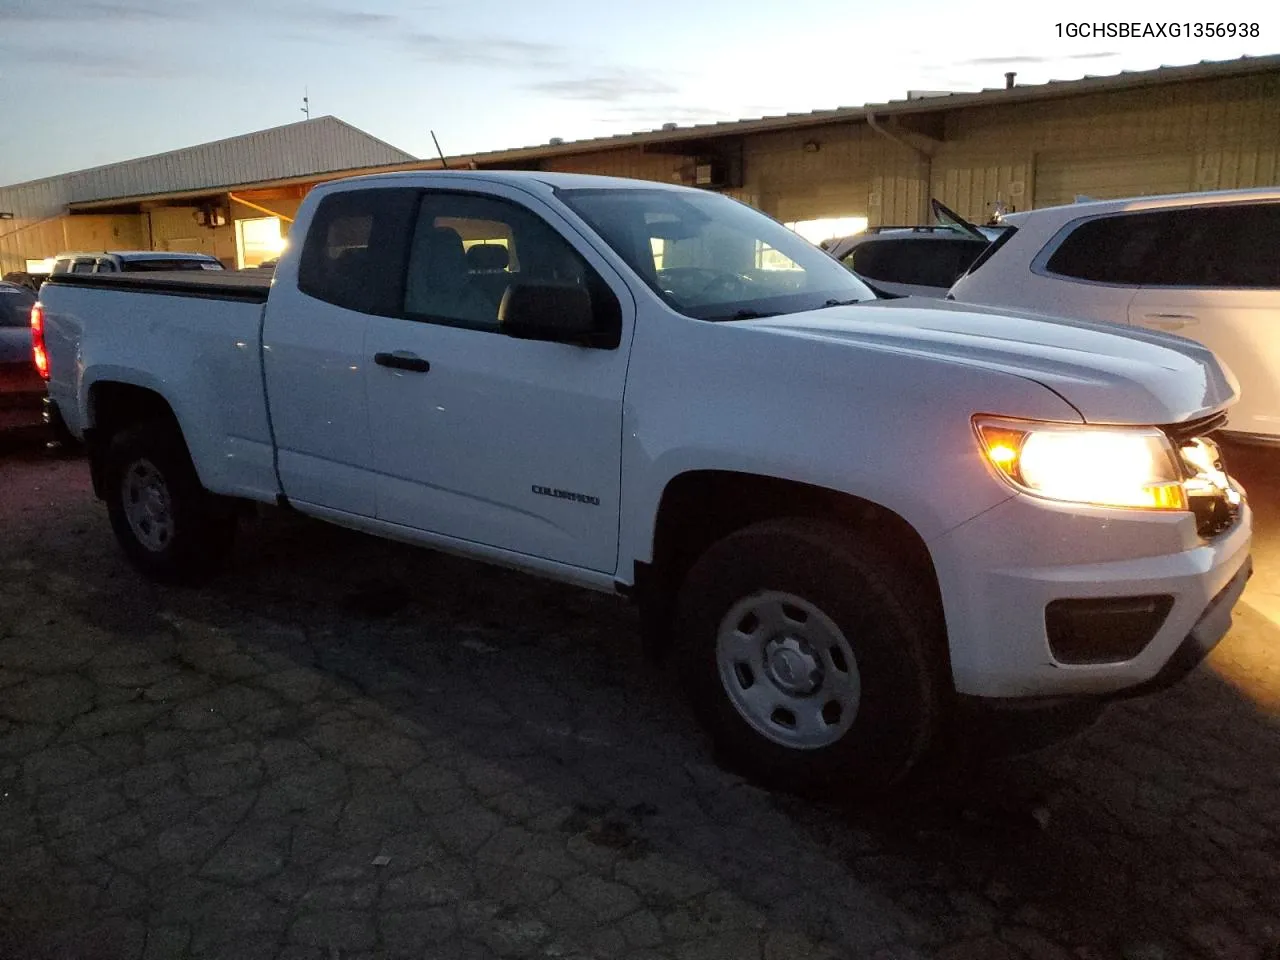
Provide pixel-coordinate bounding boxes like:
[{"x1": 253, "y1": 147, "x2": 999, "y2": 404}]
[
  {"x1": 0, "y1": 0, "x2": 192, "y2": 23},
  {"x1": 0, "y1": 43, "x2": 186, "y2": 79},
  {"x1": 300, "y1": 6, "x2": 411, "y2": 33},
  {"x1": 956, "y1": 51, "x2": 1121, "y2": 66},
  {"x1": 598, "y1": 104, "x2": 735, "y2": 125},
  {"x1": 528, "y1": 72, "x2": 679, "y2": 102},
  {"x1": 402, "y1": 32, "x2": 567, "y2": 68},
  {"x1": 276, "y1": 6, "x2": 568, "y2": 69}
]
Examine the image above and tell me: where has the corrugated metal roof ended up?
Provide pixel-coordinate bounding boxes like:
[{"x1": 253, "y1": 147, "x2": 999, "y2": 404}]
[
  {"x1": 420, "y1": 54, "x2": 1280, "y2": 168},
  {"x1": 0, "y1": 116, "x2": 415, "y2": 216}
]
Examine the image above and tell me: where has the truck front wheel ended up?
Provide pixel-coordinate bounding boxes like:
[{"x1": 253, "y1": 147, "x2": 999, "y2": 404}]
[
  {"x1": 675, "y1": 518, "x2": 945, "y2": 795},
  {"x1": 103, "y1": 421, "x2": 236, "y2": 583}
]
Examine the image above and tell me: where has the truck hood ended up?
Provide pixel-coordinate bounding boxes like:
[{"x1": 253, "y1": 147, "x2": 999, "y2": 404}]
[{"x1": 745, "y1": 298, "x2": 1238, "y2": 426}]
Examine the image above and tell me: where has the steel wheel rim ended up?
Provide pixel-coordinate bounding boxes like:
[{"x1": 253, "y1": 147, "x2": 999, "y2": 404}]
[
  {"x1": 715, "y1": 590, "x2": 861, "y2": 750},
  {"x1": 122, "y1": 459, "x2": 174, "y2": 553}
]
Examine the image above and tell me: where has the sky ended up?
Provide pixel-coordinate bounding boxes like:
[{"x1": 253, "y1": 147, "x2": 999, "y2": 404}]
[{"x1": 0, "y1": 0, "x2": 1274, "y2": 185}]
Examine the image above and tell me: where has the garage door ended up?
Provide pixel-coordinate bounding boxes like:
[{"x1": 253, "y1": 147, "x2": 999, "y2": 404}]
[{"x1": 1033, "y1": 154, "x2": 1193, "y2": 209}]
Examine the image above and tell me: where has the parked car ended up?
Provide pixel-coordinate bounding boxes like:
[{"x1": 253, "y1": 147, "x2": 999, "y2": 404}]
[
  {"x1": 0, "y1": 281, "x2": 42, "y2": 430},
  {"x1": 36, "y1": 171, "x2": 1251, "y2": 792},
  {"x1": 2, "y1": 270, "x2": 50, "y2": 294},
  {"x1": 49, "y1": 251, "x2": 224, "y2": 275},
  {"x1": 825, "y1": 200, "x2": 1008, "y2": 298},
  {"x1": 949, "y1": 188, "x2": 1280, "y2": 444}
]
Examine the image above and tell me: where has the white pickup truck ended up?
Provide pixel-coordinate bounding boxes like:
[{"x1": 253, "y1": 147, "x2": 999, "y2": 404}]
[{"x1": 35, "y1": 170, "x2": 1252, "y2": 791}]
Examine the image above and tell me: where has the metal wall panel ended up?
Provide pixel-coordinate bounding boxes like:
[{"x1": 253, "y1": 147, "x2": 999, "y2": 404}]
[
  {"x1": 935, "y1": 72, "x2": 1280, "y2": 218},
  {"x1": 1032, "y1": 153, "x2": 1194, "y2": 208},
  {"x1": 543, "y1": 148, "x2": 679, "y2": 182},
  {"x1": 62, "y1": 215, "x2": 146, "y2": 253},
  {"x1": 932, "y1": 159, "x2": 1031, "y2": 222},
  {"x1": 746, "y1": 125, "x2": 853, "y2": 221}
]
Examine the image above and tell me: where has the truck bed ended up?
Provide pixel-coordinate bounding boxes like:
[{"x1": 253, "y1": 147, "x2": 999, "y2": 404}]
[{"x1": 44, "y1": 270, "x2": 272, "y2": 303}]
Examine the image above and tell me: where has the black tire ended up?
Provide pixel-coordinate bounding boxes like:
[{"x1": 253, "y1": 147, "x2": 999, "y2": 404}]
[
  {"x1": 103, "y1": 420, "x2": 236, "y2": 583},
  {"x1": 675, "y1": 518, "x2": 946, "y2": 795}
]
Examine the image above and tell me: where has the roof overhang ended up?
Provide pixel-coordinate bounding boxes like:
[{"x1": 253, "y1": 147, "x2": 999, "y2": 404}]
[{"x1": 66, "y1": 159, "x2": 446, "y2": 212}]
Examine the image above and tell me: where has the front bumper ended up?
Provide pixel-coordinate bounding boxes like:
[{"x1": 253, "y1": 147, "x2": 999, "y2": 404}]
[
  {"x1": 931, "y1": 489, "x2": 1253, "y2": 699},
  {"x1": 1109, "y1": 554, "x2": 1252, "y2": 700}
]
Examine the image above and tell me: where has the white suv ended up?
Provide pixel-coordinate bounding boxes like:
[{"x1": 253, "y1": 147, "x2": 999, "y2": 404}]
[
  {"x1": 49, "y1": 251, "x2": 225, "y2": 275},
  {"x1": 949, "y1": 189, "x2": 1280, "y2": 444}
]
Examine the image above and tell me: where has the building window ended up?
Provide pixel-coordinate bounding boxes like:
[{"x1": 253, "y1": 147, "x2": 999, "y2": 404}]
[{"x1": 235, "y1": 216, "x2": 286, "y2": 269}]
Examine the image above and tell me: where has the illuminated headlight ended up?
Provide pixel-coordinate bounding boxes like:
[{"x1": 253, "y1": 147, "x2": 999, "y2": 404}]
[{"x1": 974, "y1": 416, "x2": 1188, "y2": 511}]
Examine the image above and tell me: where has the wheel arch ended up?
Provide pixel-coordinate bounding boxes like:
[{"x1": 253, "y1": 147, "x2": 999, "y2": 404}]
[
  {"x1": 636, "y1": 469, "x2": 948, "y2": 676},
  {"x1": 84, "y1": 380, "x2": 186, "y2": 499}
]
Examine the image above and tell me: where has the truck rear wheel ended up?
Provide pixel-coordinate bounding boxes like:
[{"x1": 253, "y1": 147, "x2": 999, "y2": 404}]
[
  {"x1": 103, "y1": 421, "x2": 236, "y2": 583},
  {"x1": 675, "y1": 518, "x2": 945, "y2": 795}
]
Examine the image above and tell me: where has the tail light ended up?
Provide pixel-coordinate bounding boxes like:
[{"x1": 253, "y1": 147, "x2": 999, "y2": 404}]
[{"x1": 31, "y1": 302, "x2": 49, "y2": 380}]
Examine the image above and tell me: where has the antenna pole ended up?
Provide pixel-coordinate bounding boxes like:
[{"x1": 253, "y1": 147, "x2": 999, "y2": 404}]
[
  {"x1": 430, "y1": 130, "x2": 449, "y2": 170},
  {"x1": 301, "y1": 87, "x2": 310, "y2": 120}
]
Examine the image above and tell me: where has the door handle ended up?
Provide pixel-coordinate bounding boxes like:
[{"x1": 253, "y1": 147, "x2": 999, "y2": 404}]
[
  {"x1": 374, "y1": 351, "x2": 431, "y2": 373},
  {"x1": 1140, "y1": 313, "x2": 1198, "y2": 330}
]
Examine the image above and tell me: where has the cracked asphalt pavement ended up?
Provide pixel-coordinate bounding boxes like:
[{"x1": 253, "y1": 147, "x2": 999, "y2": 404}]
[{"x1": 1, "y1": 429, "x2": 1278, "y2": 960}]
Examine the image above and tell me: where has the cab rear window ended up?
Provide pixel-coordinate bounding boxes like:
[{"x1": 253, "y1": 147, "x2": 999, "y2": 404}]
[{"x1": 119, "y1": 259, "x2": 221, "y2": 272}]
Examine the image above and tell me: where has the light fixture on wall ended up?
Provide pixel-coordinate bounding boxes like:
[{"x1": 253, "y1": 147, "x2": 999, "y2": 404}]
[{"x1": 802, "y1": 140, "x2": 821, "y2": 153}]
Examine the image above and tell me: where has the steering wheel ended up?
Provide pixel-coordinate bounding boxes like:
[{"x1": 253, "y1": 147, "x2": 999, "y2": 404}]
[{"x1": 658, "y1": 267, "x2": 755, "y2": 303}]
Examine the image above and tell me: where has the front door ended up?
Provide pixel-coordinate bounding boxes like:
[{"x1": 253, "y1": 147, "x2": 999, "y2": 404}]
[
  {"x1": 1130, "y1": 286, "x2": 1280, "y2": 437},
  {"x1": 364, "y1": 184, "x2": 632, "y2": 573}
]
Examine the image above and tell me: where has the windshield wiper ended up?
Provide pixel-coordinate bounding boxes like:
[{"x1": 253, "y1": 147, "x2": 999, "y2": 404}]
[
  {"x1": 705, "y1": 309, "x2": 781, "y2": 321},
  {"x1": 823, "y1": 297, "x2": 867, "y2": 307}
]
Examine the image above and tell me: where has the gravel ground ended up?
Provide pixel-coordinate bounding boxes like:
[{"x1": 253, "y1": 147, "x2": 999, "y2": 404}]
[{"x1": 1, "y1": 428, "x2": 1278, "y2": 960}]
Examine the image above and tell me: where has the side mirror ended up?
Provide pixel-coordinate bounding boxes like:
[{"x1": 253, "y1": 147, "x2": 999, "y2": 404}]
[{"x1": 499, "y1": 283, "x2": 610, "y2": 347}]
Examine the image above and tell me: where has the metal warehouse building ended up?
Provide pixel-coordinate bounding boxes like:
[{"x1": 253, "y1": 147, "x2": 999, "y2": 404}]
[
  {"x1": 2, "y1": 55, "x2": 1278, "y2": 274},
  {"x1": 0, "y1": 117, "x2": 416, "y2": 274}
]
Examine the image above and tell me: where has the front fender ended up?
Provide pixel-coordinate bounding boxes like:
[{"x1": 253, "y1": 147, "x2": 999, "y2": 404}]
[{"x1": 616, "y1": 306, "x2": 1085, "y2": 578}]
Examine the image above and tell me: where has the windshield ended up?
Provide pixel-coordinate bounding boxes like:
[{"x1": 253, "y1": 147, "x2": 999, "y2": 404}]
[{"x1": 558, "y1": 188, "x2": 874, "y2": 320}]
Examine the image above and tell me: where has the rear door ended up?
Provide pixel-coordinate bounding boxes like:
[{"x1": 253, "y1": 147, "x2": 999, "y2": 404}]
[
  {"x1": 1128, "y1": 203, "x2": 1280, "y2": 439},
  {"x1": 362, "y1": 182, "x2": 632, "y2": 573},
  {"x1": 261, "y1": 187, "x2": 419, "y2": 516}
]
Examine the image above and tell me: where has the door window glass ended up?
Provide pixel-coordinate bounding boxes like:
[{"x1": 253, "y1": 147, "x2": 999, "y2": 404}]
[
  {"x1": 297, "y1": 188, "x2": 419, "y2": 316},
  {"x1": 403, "y1": 192, "x2": 618, "y2": 337},
  {"x1": 1142, "y1": 204, "x2": 1280, "y2": 288},
  {"x1": 1044, "y1": 212, "x2": 1166, "y2": 285}
]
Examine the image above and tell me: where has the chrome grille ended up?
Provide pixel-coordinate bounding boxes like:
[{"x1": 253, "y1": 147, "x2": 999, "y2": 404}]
[{"x1": 1173, "y1": 435, "x2": 1242, "y2": 538}]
